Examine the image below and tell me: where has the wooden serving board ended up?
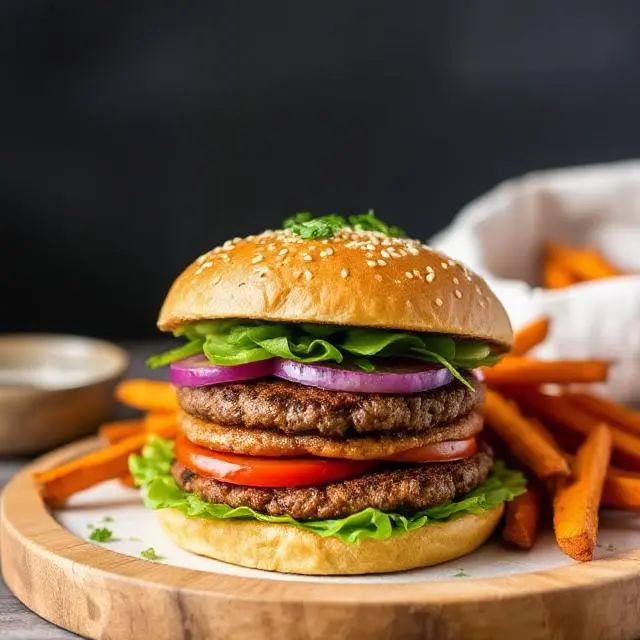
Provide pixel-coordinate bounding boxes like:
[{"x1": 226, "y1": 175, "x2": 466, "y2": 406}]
[{"x1": 3, "y1": 439, "x2": 640, "y2": 640}]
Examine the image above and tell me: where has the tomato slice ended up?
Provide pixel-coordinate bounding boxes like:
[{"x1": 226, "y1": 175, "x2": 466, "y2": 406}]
[
  {"x1": 175, "y1": 434, "x2": 382, "y2": 487},
  {"x1": 386, "y1": 438, "x2": 477, "y2": 463}
]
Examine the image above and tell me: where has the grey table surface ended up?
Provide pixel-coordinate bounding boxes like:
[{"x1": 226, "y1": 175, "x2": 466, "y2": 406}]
[{"x1": 0, "y1": 341, "x2": 167, "y2": 639}]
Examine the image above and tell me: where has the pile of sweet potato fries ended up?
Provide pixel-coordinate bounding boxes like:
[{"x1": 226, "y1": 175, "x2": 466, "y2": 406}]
[
  {"x1": 543, "y1": 241, "x2": 623, "y2": 289},
  {"x1": 34, "y1": 316, "x2": 640, "y2": 562}
]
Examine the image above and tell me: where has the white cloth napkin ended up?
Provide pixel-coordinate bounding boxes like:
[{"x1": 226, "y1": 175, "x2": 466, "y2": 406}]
[{"x1": 431, "y1": 161, "x2": 640, "y2": 402}]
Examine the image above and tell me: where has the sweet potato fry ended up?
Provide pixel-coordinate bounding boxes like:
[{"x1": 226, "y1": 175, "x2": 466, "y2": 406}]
[
  {"x1": 144, "y1": 412, "x2": 179, "y2": 435},
  {"x1": 511, "y1": 317, "x2": 551, "y2": 356},
  {"x1": 483, "y1": 390, "x2": 570, "y2": 480},
  {"x1": 34, "y1": 433, "x2": 149, "y2": 506},
  {"x1": 483, "y1": 357, "x2": 610, "y2": 385},
  {"x1": 601, "y1": 467, "x2": 640, "y2": 510},
  {"x1": 115, "y1": 379, "x2": 179, "y2": 412},
  {"x1": 511, "y1": 389, "x2": 640, "y2": 466},
  {"x1": 546, "y1": 241, "x2": 621, "y2": 281},
  {"x1": 503, "y1": 479, "x2": 542, "y2": 549},
  {"x1": 100, "y1": 414, "x2": 178, "y2": 445},
  {"x1": 99, "y1": 419, "x2": 145, "y2": 444},
  {"x1": 565, "y1": 391, "x2": 640, "y2": 437},
  {"x1": 553, "y1": 424, "x2": 612, "y2": 561},
  {"x1": 118, "y1": 474, "x2": 136, "y2": 488},
  {"x1": 543, "y1": 258, "x2": 576, "y2": 289}
]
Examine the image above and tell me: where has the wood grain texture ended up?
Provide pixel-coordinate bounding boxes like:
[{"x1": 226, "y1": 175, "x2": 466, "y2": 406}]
[
  {"x1": 4, "y1": 439, "x2": 640, "y2": 640},
  {"x1": 0, "y1": 342, "x2": 166, "y2": 639},
  {"x1": 0, "y1": 459, "x2": 79, "y2": 639}
]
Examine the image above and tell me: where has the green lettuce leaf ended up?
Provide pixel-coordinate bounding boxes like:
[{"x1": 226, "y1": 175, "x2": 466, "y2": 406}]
[
  {"x1": 130, "y1": 437, "x2": 526, "y2": 544},
  {"x1": 147, "y1": 319, "x2": 504, "y2": 390}
]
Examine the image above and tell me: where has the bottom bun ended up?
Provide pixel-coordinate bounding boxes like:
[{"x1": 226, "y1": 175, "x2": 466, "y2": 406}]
[{"x1": 157, "y1": 504, "x2": 504, "y2": 575}]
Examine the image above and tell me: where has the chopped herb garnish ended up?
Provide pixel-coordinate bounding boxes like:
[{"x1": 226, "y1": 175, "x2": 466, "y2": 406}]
[
  {"x1": 89, "y1": 527, "x2": 114, "y2": 543},
  {"x1": 453, "y1": 569, "x2": 469, "y2": 578},
  {"x1": 140, "y1": 547, "x2": 161, "y2": 561},
  {"x1": 283, "y1": 210, "x2": 405, "y2": 239},
  {"x1": 87, "y1": 523, "x2": 95, "y2": 530},
  {"x1": 128, "y1": 537, "x2": 143, "y2": 542},
  {"x1": 348, "y1": 210, "x2": 405, "y2": 237},
  {"x1": 283, "y1": 212, "x2": 347, "y2": 239},
  {"x1": 101, "y1": 516, "x2": 114, "y2": 523}
]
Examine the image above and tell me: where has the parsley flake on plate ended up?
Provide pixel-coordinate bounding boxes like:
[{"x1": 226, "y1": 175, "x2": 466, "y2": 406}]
[{"x1": 89, "y1": 527, "x2": 114, "y2": 543}]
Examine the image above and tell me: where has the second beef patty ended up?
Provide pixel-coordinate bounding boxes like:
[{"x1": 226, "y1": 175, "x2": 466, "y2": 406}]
[{"x1": 172, "y1": 447, "x2": 493, "y2": 520}]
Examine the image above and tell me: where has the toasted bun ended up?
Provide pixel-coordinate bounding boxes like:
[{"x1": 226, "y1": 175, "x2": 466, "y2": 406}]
[
  {"x1": 158, "y1": 229, "x2": 512, "y2": 349},
  {"x1": 157, "y1": 505, "x2": 504, "y2": 575}
]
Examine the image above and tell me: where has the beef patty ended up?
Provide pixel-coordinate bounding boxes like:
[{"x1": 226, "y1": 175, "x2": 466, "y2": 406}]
[
  {"x1": 172, "y1": 448, "x2": 493, "y2": 520},
  {"x1": 180, "y1": 410, "x2": 483, "y2": 459},
  {"x1": 177, "y1": 374, "x2": 483, "y2": 437}
]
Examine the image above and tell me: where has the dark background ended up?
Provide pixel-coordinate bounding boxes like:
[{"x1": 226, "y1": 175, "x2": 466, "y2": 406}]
[{"x1": 2, "y1": 1, "x2": 640, "y2": 340}]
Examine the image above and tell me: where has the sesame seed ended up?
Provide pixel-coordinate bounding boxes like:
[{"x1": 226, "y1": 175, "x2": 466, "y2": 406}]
[
  {"x1": 341, "y1": 268, "x2": 350, "y2": 278},
  {"x1": 367, "y1": 260, "x2": 377, "y2": 267},
  {"x1": 408, "y1": 247, "x2": 419, "y2": 256},
  {"x1": 405, "y1": 271, "x2": 414, "y2": 279},
  {"x1": 413, "y1": 269, "x2": 420, "y2": 277},
  {"x1": 399, "y1": 249, "x2": 407, "y2": 257},
  {"x1": 394, "y1": 279, "x2": 401, "y2": 284},
  {"x1": 366, "y1": 244, "x2": 375, "y2": 251},
  {"x1": 377, "y1": 259, "x2": 387, "y2": 266},
  {"x1": 455, "y1": 290, "x2": 462, "y2": 299},
  {"x1": 304, "y1": 270, "x2": 313, "y2": 281},
  {"x1": 366, "y1": 252, "x2": 374, "y2": 258},
  {"x1": 326, "y1": 247, "x2": 334, "y2": 256},
  {"x1": 303, "y1": 254, "x2": 313, "y2": 262},
  {"x1": 267, "y1": 244, "x2": 276, "y2": 251},
  {"x1": 232, "y1": 237, "x2": 242, "y2": 243},
  {"x1": 441, "y1": 262, "x2": 448, "y2": 269},
  {"x1": 426, "y1": 265, "x2": 434, "y2": 273},
  {"x1": 426, "y1": 273, "x2": 435, "y2": 282},
  {"x1": 220, "y1": 253, "x2": 230, "y2": 261},
  {"x1": 448, "y1": 259, "x2": 456, "y2": 266},
  {"x1": 251, "y1": 254, "x2": 264, "y2": 264},
  {"x1": 278, "y1": 248, "x2": 288, "y2": 256},
  {"x1": 453, "y1": 277, "x2": 460, "y2": 285},
  {"x1": 320, "y1": 250, "x2": 327, "y2": 258},
  {"x1": 435, "y1": 298, "x2": 443, "y2": 307}
]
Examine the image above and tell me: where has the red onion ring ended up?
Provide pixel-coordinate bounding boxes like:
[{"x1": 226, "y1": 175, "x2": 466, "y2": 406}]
[
  {"x1": 170, "y1": 356, "x2": 453, "y2": 394},
  {"x1": 170, "y1": 355, "x2": 274, "y2": 387},
  {"x1": 272, "y1": 359, "x2": 453, "y2": 394}
]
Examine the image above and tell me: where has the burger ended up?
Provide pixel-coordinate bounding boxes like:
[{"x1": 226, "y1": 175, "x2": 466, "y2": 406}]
[{"x1": 131, "y1": 212, "x2": 525, "y2": 575}]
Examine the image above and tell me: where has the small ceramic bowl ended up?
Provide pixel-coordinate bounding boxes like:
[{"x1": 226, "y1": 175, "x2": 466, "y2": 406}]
[{"x1": 0, "y1": 334, "x2": 129, "y2": 456}]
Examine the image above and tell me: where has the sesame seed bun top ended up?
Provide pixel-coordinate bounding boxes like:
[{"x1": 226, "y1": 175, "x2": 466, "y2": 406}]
[{"x1": 157, "y1": 228, "x2": 513, "y2": 349}]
